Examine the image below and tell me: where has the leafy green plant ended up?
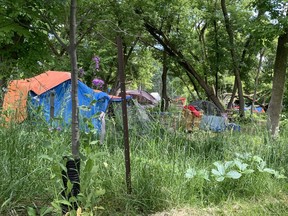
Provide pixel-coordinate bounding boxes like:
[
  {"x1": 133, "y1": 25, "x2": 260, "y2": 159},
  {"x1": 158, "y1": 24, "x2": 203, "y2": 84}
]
[{"x1": 185, "y1": 153, "x2": 286, "y2": 183}]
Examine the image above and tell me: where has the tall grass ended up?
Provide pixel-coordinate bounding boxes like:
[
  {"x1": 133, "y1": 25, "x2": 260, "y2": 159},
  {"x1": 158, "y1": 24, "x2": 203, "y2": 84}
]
[{"x1": 1, "y1": 110, "x2": 288, "y2": 215}]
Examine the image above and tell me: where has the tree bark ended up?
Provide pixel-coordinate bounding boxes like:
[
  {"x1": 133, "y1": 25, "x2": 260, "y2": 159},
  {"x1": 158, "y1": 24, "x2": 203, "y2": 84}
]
[
  {"x1": 161, "y1": 51, "x2": 170, "y2": 111},
  {"x1": 70, "y1": 0, "x2": 80, "y2": 158},
  {"x1": 267, "y1": 29, "x2": 288, "y2": 137},
  {"x1": 221, "y1": 0, "x2": 245, "y2": 117},
  {"x1": 213, "y1": 19, "x2": 219, "y2": 97}
]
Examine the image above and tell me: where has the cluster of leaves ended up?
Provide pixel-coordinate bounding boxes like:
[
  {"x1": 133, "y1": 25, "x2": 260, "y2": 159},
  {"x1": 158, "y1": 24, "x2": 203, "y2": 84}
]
[{"x1": 185, "y1": 152, "x2": 286, "y2": 182}]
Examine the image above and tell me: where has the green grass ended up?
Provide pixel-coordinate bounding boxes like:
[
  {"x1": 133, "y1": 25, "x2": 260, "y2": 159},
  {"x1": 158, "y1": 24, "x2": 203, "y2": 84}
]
[{"x1": 1, "y1": 112, "x2": 288, "y2": 215}]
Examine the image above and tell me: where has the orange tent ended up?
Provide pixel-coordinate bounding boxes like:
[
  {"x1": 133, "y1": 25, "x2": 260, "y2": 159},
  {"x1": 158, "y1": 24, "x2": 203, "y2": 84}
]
[{"x1": 2, "y1": 71, "x2": 71, "y2": 123}]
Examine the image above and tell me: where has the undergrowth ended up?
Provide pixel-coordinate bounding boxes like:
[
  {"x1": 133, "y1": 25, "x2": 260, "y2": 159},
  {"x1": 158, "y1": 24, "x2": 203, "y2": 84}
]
[{"x1": 1, "y1": 111, "x2": 288, "y2": 215}]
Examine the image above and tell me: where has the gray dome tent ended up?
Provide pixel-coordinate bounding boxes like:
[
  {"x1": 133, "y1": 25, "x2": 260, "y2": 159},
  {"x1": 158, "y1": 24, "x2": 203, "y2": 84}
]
[{"x1": 189, "y1": 100, "x2": 222, "y2": 116}]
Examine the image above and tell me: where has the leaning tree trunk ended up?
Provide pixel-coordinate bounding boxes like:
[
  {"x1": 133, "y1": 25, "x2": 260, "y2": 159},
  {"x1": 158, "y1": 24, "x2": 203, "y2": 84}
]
[
  {"x1": 143, "y1": 21, "x2": 225, "y2": 113},
  {"x1": 267, "y1": 29, "x2": 288, "y2": 137},
  {"x1": 221, "y1": 0, "x2": 245, "y2": 117}
]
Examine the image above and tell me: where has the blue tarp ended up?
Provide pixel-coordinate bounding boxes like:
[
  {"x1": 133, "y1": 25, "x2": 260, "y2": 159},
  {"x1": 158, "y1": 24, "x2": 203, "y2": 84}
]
[
  {"x1": 199, "y1": 115, "x2": 227, "y2": 132},
  {"x1": 29, "y1": 80, "x2": 110, "y2": 132}
]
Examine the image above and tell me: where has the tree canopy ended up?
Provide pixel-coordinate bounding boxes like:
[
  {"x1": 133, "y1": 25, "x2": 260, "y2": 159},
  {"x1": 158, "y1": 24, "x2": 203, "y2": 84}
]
[{"x1": 1, "y1": 0, "x2": 287, "y2": 118}]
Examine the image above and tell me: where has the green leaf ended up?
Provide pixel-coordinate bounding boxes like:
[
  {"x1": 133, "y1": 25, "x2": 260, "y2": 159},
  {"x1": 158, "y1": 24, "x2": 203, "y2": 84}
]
[
  {"x1": 95, "y1": 188, "x2": 106, "y2": 196},
  {"x1": 213, "y1": 161, "x2": 225, "y2": 175},
  {"x1": 211, "y1": 169, "x2": 221, "y2": 176},
  {"x1": 40, "y1": 207, "x2": 53, "y2": 215},
  {"x1": 56, "y1": 199, "x2": 72, "y2": 207},
  {"x1": 84, "y1": 158, "x2": 94, "y2": 172},
  {"x1": 215, "y1": 176, "x2": 225, "y2": 182},
  {"x1": 69, "y1": 196, "x2": 77, "y2": 203},
  {"x1": 226, "y1": 170, "x2": 242, "y2": 179},
  {"x1": 27, "y1": 207, "x2": 36, "y2": 216},
  {"x1": 252, "y1": 155, "x2": 263, "y2": 163},
  {"x1": 79, "y1": 105, "x2": 91, "y2": 111},
  {"x1": 234, "y1": 160, "x2": 248, "y2": 171},
  {"x1": 59, "y1": 163, "x2": 67, "y2": 173},
  {"x1": 224, "y1": 161, "x2": 234, "y2": 170},
  {"x1": 39, "y1": 154, "x2": 53, "y2": 161},
  {"x1": 67, "y1": 181, "x2": 73, "y2": 192},
  {"x1": 185, "y1": 168, "x2": 197, "y2": 179},
  {"x1": 90, "y1": 140, "x2": 98, "y2": 145},
  {"x1": 198, "y1": 169, "x2": 210, "y2": 181},
  {"x1": 274, "y1": 172, "x2": 287, "y2": 179},
  {"x1": 257, "y1": 161, "x2": 267, "y2": 172},
  {"x1": 263, "y1": 168, "x2": 276, "y2": 175},
  {"x1": 51, "y1": 201, "x2": 62, "y2": 211},
  {"x1": 1, "y1": 195, "x2": 12, "y2": 208}
]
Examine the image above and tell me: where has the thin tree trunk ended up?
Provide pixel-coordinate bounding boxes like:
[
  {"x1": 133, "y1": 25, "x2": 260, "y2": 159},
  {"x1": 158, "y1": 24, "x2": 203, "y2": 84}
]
[
  {"x1": 221, "y1": 0, "x2": 245, "y2": 117},
  {"x1": 185, "y1": 72, "x2": 202, "y2": 99},
  {"x1": 227, "y1": 78, "x2": 237, "y2": 109},
  {"x1": 198, "y1": 23, "x2": 208, "y2": 84},
  {"x1": 251, "y1": 49, "x2": 265, "y2": 116},
  {"x1": 70, "y1": 0, "x2": 80, "y2": 158},
  {"x1": 213, "y1": 19, "x2": 219, "y2": 97},
  {"x1": 179, "y1": 76, "x2": 196, "y2": 101},
  {"x1": 0, "y1": 78, "x2": 6, "y2": 108},
  {"x1": 267, "y1": 29, "x2": 288, "y2": 137},
  {"x1": 161, "y1": 51, "x2": 169, "y2": 112}
]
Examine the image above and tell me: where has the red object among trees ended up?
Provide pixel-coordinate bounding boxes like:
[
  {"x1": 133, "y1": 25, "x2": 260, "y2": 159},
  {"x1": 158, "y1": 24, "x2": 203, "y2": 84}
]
[{"x1": 183, "y1": 105, "x2": 201, "y2": 117}]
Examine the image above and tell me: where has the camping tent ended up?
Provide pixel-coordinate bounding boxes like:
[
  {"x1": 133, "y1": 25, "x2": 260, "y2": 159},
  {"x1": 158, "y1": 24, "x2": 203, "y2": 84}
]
[
  {"x1": 2, "y1": 71, "x2": 110, "y2": 131},
  {"x1": 182, "y1": 100, "x2": 228, "y2": 132},
  {"x1": 190, "y1": 100, "x2": 222, "y2": 116},
  {"x1": 125, "y1": 90, "x2": 158, "y2": 107}
]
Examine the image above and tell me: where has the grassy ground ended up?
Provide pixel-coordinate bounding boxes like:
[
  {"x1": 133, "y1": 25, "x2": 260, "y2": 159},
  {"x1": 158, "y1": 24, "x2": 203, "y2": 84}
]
[{"x1": 1, "y1": 110, "x2": 288, "y2": 215}]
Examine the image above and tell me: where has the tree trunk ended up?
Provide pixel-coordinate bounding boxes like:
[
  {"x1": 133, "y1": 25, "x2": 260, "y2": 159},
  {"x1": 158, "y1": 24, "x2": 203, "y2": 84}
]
[
  {"x1": 179, "y1": 76, "x2": 197, "y2": 101},
  {"x1": 213, "y1": 19, "x2": 219, "y2": 97},
  {"x1": 267, "y1": 29, "x2": 288, "y2": 137},
  {"x1": 0, "y1": 78, "x2": 6, "y2": 108},
  {"x1": 185, "y1": 71, "x2": 202, "y2": 100},
  {"x1": 227, "y1": 78, "x2": 237, "y2": 109},
  {"x1": 69, "y1": 0, "x2": 80, "y2": 158},
  {"x1": 251, "y1": 49, "x2": 264, "y2": 116},
  {"x1": 143, "y1": 22, "x2": 225, "y2": 113},
  {"x1": 161, "y1": 51, "x2": 169, "y2": 112},
  {"x1": 221, "y1": 0, "x2": 245, "y2": 117},
  {"x1": 198, "y1": 23, "x2": 208, "y2": 84}
]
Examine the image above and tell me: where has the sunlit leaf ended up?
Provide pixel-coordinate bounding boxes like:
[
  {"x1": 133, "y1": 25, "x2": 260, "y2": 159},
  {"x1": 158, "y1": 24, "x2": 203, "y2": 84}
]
[
  {"x1": 213, "y1": 161, "x2": 225, "y2": 175},
  {"x1": 226, "y1": 170, "x2": 242, "y2": 179},
  {"x1": 211, "y1": 169, "x2": 221, "y2": 176},
  {"x1": 185, "y1": 168, "x2": 197, "y2": 179},
  {"x1": 215, "y1": 176, "x2": 225, "y2": 182}
]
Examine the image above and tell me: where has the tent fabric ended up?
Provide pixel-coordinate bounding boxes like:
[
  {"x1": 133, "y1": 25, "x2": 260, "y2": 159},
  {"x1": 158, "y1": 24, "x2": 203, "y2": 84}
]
[
  {"x1": 126, "y1": 90, "x2": 158, "y2": 105},
  {"x1": 2, "y1": 71, "x2": 71, "y2": 123},
  {"x1": 190, "y1": 100, "x2": 222, "y2": 116},
  {"x1": 2, "y1": 71, "x2": 111, "y2": 132},
  {"x1": 94, "y1": 89, "x2": 132, "y2": 102},
  {"x1": 199, "y1": 115, "x2": 228, "y2": 132},
  {"x1": 183, "y1": 105, "x2": 200, "y2": 117},
  {"x1": 29, "y1": 80, "x2": 110, "y2": 131}
]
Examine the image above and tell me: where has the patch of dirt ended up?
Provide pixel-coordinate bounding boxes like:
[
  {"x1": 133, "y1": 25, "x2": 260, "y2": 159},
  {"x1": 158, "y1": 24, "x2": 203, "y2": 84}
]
[{"x1": 149, "y1": 207, "x2": 219, "y2": 216}]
